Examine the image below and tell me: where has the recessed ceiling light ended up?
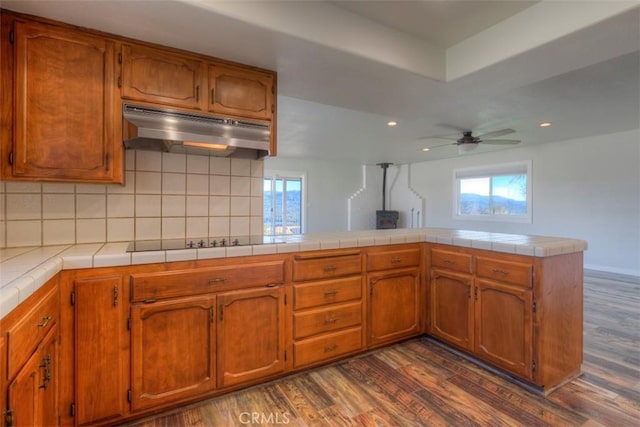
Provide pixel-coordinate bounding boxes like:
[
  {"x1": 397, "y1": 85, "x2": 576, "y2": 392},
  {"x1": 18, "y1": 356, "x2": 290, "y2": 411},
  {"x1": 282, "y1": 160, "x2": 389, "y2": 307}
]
[
  {"x1": 539, "y1": 122, "x2": 552, "y2": 127},
  {"x1": 387, "y1": 121, "x2": 398, "y2": 127},
  {"x1": 421, "y1": 147, "x2": 430, "y2": 152}
]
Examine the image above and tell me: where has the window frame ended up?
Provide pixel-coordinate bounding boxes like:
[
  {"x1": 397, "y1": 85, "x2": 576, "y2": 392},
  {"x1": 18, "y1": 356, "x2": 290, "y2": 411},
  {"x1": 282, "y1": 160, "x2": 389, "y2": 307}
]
[
  {"x1": 263, "y1": 170, "x2": 306, "y2": 236},
  {"x1": 453, "y1": 161, "x2": 532, "y2": 223}
]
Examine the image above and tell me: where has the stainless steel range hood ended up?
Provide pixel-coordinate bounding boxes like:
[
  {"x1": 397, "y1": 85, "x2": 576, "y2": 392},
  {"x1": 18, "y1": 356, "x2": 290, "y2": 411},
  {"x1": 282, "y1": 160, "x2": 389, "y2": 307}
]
[{"x1": 122, "y1": 104, "x2": 271, "y2": 158}]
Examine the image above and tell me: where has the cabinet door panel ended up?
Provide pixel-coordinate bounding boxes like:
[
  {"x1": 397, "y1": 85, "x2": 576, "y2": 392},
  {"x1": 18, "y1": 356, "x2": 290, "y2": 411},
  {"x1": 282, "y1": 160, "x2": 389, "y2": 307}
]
[
  {"x1": 475, "y1": 280, "x2": 533, "y2": 379},
  {"x1": 75, "y1": 276, "x2": 128, "y2": 425},
  {"x1": 217, "y1": 286, "x2": 285, "y2": 388},
  {"x1": 12, "y1": 20, "x2": 119, "y2": 182},
  {"x1": 6, "y1": 326, "x2": 57, "y2": 427},
  {"x1": 369, "y1": 269, "x2": 421, "y2": 346},
  {"x1": 131, "y1": 296, "x2": 216, "y2": 411},
  {"x1": 429, "y1": 269, "x2": 474, "y2": 351},
  {"x1": 208, "y1": 64, "x2": 273, "y2": 120},
  {"x1": 122, "y1": 44, "x2": 204, "y2": 109}
]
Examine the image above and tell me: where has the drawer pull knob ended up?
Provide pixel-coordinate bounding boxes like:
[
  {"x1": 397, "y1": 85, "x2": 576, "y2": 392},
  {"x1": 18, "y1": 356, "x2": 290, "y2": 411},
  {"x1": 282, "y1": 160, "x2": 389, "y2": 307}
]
[
  {"x1": 391, "y1": 257, "x2": 402, "y2": 264},
  {"x1": 324, "y1": 343, "x2": 337, "y2": 352},
  {"x1": 37, "y1": 316, "x2": 52, "y2": 328},
  {"x1": 324, "y1": 317, "x2": 339, "y2": 324},
  {"x1": 323, "y1": 290, "x2": 338, "y2": 297},
  {"x1": 208, "y1": 278, "x2": 226, "y2": 284},
  {"x1": 492, "y1": 269, "x2": 509, "y2": 275},
  {"x1": 323, "y1": 265, "x2": 337, "y2": 273}
]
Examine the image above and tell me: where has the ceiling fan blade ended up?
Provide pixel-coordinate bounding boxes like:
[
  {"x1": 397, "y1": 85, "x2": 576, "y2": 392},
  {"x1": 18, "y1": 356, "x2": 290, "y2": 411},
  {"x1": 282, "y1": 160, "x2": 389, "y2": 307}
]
[
  {"x1": 481, "y1": 139, "x2": 521, "y2": 145},
  {"x1": 417, "y1": 135, "x2": 458, "y2": 141},
  {"x1": 476, "y1": 128, "x2": 515, "y2": 139},
  {"x1": 424, "y1": 142, "x2": 456, "y2": 149}
]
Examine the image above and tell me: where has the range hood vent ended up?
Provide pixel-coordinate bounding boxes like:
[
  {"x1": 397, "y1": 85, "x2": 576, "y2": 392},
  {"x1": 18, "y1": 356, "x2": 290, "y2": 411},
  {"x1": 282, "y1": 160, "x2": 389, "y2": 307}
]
[{"x1": 122, "y1": 104, "x2": 271, "y2": 159}]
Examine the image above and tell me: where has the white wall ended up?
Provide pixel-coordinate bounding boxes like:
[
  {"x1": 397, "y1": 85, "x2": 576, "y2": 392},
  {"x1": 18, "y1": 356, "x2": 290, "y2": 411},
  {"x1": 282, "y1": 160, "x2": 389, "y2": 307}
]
[
  {"x1": 263, "y1": 157, "x2": 362, "y2": 233},
  {"x1": 261, "y1": 130, "x2": 639, "y2": 276},
  {"x1": 410, "y1": 129, "x2": 640, "y2": 276}
]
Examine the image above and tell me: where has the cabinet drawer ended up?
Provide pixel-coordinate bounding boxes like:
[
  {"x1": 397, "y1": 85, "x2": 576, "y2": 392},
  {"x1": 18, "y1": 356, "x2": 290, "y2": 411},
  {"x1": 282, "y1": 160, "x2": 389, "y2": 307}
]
[
  {"x1": 131, "y1": 260, "x2": 285, "y2": 301},
  {"x1": 6, "y1": 285, "x2": 58, "y2": 380},
  {"x1": 476, "y1": 257, "x2": 533, "y2": 288},
  {"x1": 294, "y1": 302, "x2": 362, "y2": 339},
  {"x1": 367, "y1": 247, "x2": 421, "y2": 272},
  {"x1": 430, "y1": 249, "x2": 473, "y2": 274},
  {"x1": 293, "y1": 276, "x2": 362, "y2": 310},
  {"x1": 294, "y1": 327, "x2": 362, "y2": 368},
  {"x1": 293, "y1": 251, "x2": 362, "y2": 282}
]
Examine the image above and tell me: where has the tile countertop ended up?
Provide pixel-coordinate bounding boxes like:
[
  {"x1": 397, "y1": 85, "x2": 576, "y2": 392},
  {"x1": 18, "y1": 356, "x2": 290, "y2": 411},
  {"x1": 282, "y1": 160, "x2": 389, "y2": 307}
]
[{"x1": 0, "y1": 228, "x2": 587, "y2": 318}]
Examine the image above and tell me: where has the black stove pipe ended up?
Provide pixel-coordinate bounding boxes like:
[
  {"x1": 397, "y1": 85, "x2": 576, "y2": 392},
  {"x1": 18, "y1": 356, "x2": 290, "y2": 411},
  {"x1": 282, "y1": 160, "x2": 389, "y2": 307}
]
[{"x1": 377, "y1": 162, "x2": 393, "y2": 210}]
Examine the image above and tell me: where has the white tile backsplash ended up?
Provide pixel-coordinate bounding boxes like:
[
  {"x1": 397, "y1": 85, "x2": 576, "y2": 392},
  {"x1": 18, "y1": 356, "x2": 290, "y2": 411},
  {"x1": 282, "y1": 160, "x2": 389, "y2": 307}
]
[
  {"x1": 6, "y1": 194, "x2": 41, "y2": 220},
  {"x1": 43, "y1": 194, "x2": 75, "y2": 219},
  {"x1": 0, "y1": 150, "x2": 264, "y2": 247}
]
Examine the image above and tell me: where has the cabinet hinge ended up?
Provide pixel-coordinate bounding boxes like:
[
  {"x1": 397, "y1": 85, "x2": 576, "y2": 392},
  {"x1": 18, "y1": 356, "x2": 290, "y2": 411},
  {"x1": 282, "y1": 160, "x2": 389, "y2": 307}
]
[
  {"x1": 8, "y1": 151, "x2": 13, "y2": 166},
  {"x1": 70, "y1": 403, "x2": 75, "y2": 417},
  {"x1": 4, "y1": 409, "x2": 14, "y2": 427},
  {"x1": 70, "y1": 291, "x2": 76, "y2": 306},
  {"x1": 127, "y1": 389, "x2": 132, "y2": 403},
  {"x1": 532, "y1": 361, "x2": 537, "y2": 372},
  {"x1": 9, "y1": 30, "x2": 14, "y2": 44},
  {"x1": 113, "y1": 285, "x2": 119, "y2": 306},
  {"x1": 532, "y1": 301, "x2": 537, "y2": 313}
]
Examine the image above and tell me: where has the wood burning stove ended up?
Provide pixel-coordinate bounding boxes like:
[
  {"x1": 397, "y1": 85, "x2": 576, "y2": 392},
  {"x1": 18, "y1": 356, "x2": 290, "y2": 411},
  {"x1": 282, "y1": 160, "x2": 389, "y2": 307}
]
[{"x1": 376, "y1": 163, "x2": 399, "y2": 229}]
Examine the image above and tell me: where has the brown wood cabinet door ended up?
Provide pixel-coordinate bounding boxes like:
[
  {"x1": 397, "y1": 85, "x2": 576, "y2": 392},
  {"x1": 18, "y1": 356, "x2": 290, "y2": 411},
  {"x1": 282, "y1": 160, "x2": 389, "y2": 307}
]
[
  {"x1": 6, "y1": 326, "x2": 57, "y2": 427},
  {"x1": 429, "y1": 269, "x2": 474, "y2": 351},
  {"x1": 75, "y1": 276, "x2": 128, "y2": 425},
  {"x1": 475, "y1": 279, "x2": 533, "y2": 379},
  {"x1": 11, "y1": 20, "x2": 121, "y2": 182},
  {"x1": 368, "y1": 268, "x2": 421, "y2": 347},
  {"x1": 208, "y1": 64, "x2": 273, "y2": 120},
  {"x1": 217, "y1": 286, "x2": 285, "y2": 388},
  {"x1": 130, "y1": 295, "x2": 216, "y2": 411},
  {"x1": 122, "y1": 44, "x2": 205, "y2": 110}
]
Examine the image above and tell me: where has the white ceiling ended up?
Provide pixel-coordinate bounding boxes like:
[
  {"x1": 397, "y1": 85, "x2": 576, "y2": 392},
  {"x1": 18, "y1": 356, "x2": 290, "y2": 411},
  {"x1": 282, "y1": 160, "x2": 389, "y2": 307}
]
[{"x1": 3, "y1": 0, "x2": 639, "y2": 165}]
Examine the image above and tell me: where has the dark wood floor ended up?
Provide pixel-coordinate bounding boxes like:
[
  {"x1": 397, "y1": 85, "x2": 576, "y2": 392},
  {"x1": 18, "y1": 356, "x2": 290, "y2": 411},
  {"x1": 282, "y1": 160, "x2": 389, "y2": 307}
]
[{"x1": 122, "y1": 271, "x2": 640, "y2": 426}]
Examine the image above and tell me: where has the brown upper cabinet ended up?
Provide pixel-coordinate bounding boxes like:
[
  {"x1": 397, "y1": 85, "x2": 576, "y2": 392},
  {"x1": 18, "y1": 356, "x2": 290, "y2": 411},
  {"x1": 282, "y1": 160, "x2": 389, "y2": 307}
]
[
  {"x1": 121, "y1": 43, "x2": 205, "y2": 110},
  {"x1": 0, "y1": 11, "x2": 123, "y2": 183},
  {"x1": 0, "y1": 9, "x2": 277, "y2": 183},
  {"x1": 208, "y1": 64, "x2": 274, "y2": 120},
  {"x1": 121, "y1": 44, "x2": 275, "y2": 122}
]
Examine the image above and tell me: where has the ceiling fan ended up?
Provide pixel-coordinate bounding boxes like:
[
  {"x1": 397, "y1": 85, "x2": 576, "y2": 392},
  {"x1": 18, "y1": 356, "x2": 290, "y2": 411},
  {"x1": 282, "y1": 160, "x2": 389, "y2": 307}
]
[{"x1": 422, "y1": 128, "x2": 521, "y2": 153}]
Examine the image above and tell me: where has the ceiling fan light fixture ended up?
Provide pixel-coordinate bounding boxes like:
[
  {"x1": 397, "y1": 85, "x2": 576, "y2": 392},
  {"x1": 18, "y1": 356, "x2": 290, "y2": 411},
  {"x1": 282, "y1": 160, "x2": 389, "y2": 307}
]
[{"x1": 458, "y1": 143, "x2": 477, "y2": 154}]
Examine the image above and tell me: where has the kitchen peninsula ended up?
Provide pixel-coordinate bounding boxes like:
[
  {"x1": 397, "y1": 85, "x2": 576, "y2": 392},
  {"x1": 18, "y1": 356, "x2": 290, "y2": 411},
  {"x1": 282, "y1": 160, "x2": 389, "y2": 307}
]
[{"x1": 0, "y1": 228, "x2": 586, "y2": 426}]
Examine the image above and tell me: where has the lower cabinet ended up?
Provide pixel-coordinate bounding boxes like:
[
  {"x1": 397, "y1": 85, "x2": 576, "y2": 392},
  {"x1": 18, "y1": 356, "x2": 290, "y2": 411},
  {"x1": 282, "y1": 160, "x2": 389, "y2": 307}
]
[
  {"x1": 366, "y1": 243, "x2": 423, "y2": 348},
  {"x1": 130, "y1": 295, "x2": 216, "y2": 411},
  {"x1": 73, "y1": 275, "x2": 129, "y2": 426},
  {"x1": 368, "y1": 268, "x2": 422, "y2": 347},
  {"x1": 428, "y1": 246, "x2": 536, "y2": 382},
  {"x1": 217, "y1": 286, "x2": 286, "y2": 387},
  {"x1": 429, "y1": 269, "x2": 474, "y2": 351},
  {"x1": 6, "y1": 326, "x2": 58, "y2": 427},
  {"x1": 475, "y1": 279, "x2": 533, "y2": 379}
]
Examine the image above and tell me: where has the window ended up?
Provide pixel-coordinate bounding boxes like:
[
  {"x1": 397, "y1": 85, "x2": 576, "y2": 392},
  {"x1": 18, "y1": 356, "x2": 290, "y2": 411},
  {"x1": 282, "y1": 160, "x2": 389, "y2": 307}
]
[
  {"x1": 263, "y1": 171, "x2": 305, "y2": 235},
  {"x1": 454, "y1": 161, "x2": 531, "y2": 223}
]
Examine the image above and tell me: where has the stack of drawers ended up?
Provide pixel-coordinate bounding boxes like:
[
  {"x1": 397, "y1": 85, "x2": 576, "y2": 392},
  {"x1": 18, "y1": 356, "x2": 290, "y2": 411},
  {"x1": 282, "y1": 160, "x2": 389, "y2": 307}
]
[{"x1": 291, "y1": 250, "x2": 365, "y2": 368}]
